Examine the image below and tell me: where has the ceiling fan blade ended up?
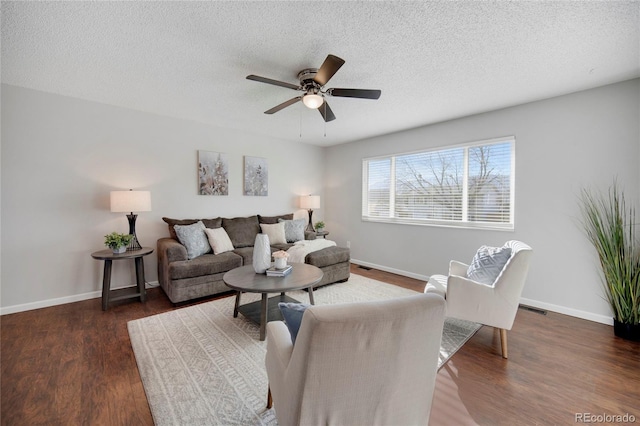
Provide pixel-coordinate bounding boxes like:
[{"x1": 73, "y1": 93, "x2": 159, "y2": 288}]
[
  {"x1": 318, "y1": 101, "x2": 336, "y2": 122},
  {"x1": 247, "y1": 75, "x2": 300, "y2": 90},
  {"x1": 313, "y1": 55, "x2": 345, "y2": 86},
  {"x1": 329, "y1": 88, "x2": 381, "y2": 99},
  {"x1": 264, "y1": 97, "x2": 302, "y2": 114}
]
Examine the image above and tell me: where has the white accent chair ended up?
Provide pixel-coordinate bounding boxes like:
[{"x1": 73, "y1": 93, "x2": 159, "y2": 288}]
[
  {"x1": 265, "y1": 293, "x2": 445, "y2": 426},
  {"x1": 424, "y1": 240, "x2": 533, "y2": 359}
]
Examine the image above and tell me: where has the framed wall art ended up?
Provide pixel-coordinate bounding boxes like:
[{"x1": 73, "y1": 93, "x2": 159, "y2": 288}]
[
  {"x1": 198, "y1": 150, "x2": 229, "y2": 195},
  {"x1": 243, "y1": 156, "x2": 268, "y2": 196}
]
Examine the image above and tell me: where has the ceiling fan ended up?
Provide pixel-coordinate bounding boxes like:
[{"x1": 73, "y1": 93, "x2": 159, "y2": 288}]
[{"x1": 246, "y1": 54, "x2": 381, "y2": 122}]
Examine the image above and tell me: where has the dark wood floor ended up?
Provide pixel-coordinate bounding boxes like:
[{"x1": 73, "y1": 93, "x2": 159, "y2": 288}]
[{"x1": 2, "y1": 265, "x2": 639, "y2": 425}]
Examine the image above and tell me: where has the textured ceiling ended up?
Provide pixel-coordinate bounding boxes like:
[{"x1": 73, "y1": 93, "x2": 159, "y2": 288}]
[{"x1": 2, "y1": 1, "x2": 639, "y2": 146}]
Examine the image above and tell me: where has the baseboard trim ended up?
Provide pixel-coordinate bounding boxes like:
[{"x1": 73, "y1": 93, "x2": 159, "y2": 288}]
[
  {"x1": 350, "y1": 259, "x2": 613, "y2": 326},
  {"x1": 2, "y1": 271, "x2": 614, "y2": 326},
  {"x1": 0, "y1": 281, "x2": 160, "y2": 316},
  {"x1": 519, "y1": 297, "x2": 613, "y2": 326},
  {"x1": 351, "y1": 258, "x2": 430, "y2": 282}
]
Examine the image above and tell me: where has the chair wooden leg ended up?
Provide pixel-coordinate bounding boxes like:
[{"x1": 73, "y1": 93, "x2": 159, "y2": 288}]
[
  {"x1": 499, "y1": 328, "x2": 508, "y2": 359},
  {"x1": 267, "y1": 386, "x2": 273, "y2": 409}
]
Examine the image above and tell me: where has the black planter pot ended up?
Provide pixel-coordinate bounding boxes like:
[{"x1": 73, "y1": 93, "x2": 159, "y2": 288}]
[{"x1": 613, "y1": 319, "x2": 640, "y2": 341}]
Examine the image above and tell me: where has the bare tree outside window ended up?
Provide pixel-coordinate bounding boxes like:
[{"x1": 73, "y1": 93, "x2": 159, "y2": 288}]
[
  {"x1": 395, "y1": 148, "x2": 464, "y2": 220},
  {"x1": 363, "y1": 139, "x2": 513, "y2": 229},
  {"x1": 468, "y1": 145, "x2": 511, "y2": 223}
]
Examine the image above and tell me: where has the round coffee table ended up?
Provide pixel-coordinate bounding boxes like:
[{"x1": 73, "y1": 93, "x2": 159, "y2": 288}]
[{"x1": 223, "y1": 264, "x2": 323, "y2": 340}]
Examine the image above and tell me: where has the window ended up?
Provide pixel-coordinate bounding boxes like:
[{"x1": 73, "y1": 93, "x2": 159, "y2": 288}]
[{"x1": 362, "y1": 137, "x2": 515, "y2": 230}]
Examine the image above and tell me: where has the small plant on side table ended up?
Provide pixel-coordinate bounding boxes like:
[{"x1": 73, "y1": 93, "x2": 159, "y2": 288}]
[
  {"x1": 314, "y1": 221, "x2": 325, "y2": 232},
  {"x1": 104, "y1": 232, "x2": 133, "y2": 254}
]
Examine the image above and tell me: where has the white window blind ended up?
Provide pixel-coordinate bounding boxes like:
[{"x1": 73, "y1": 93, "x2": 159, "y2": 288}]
[
  {"x1": 364, "y1": 158, "x2": 391, "y2": 217},
  {"x1": 362, "y1": 138, "x2": 515, "y2": 230}
]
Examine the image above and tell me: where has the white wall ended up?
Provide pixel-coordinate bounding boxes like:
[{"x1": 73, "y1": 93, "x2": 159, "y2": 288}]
[
  {"x1": 325, "y1": 79, "x2": 640, "y2": 324},
  {"x1": 3, "y1": 80, "x2": 639, "y2": 322},
  {"x1": 1, "y1": 84, "x2": 325, "y2": 313}
]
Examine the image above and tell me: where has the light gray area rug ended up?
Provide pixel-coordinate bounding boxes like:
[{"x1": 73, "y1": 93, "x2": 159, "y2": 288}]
[{"x1": 128, "y1": 275, "x2": 480, "y2": 426}]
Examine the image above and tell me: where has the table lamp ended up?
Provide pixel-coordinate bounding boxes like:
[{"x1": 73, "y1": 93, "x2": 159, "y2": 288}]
[
  {"x1": 299, "y1": 195, "x2": 320, "y2": 233},
  {"x1": 110, "y1": 189, "x2": 152, "y2": 251}
]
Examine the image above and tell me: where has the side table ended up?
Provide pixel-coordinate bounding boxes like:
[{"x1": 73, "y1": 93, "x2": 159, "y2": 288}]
[
  {"x1": 91, "y1": 247, "x2": 154, "y2": 310},
  {"x1": 316, "y1": 231, "x2": 329, "y2": 239}
]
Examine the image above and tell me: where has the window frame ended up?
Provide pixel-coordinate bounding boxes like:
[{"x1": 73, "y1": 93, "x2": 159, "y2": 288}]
[{"x1": 362, "y1": 136, "x2": 516, "y2": 231}]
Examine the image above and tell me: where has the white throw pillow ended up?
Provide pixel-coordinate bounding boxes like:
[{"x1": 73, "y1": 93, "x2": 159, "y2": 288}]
[
  {"x1": 204, "y1": 227, "x2": 234, "y2": 255},
  {"x1": 466, "y1": 245, "x2": 512, "y2": 285},
  {"x1": 260, "y1": 222, "x2": 287, "y2": 245}
]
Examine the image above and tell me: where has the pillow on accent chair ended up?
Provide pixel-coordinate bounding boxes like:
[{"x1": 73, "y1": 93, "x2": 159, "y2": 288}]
[
  {"x1": 278, "y1": 302, "x2": 311, "y2": 344},
  {"x1": 174, "y1": 221, "x2": 211, "y2": 259},
  {"x1": 260, "y1": 222, "x2": 287, "y2": 245},
  {"x1": 278, "y1": 218, "x2": 306, "y2": 243},
  {"x1": 466, "y1": 245, "x2": 513, "y2": 285},
  {"x1": 204, "y1": 227, "x2": 234, "y2": 255}
]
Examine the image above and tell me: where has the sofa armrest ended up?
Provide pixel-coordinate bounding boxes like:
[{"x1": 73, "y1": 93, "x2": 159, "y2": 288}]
[
  {"x1": 157, "y1": 238, "x2": 188, "y2": 263},
  {"x1": 449, "y1": 260, "x2": 469, "y2": 277}
]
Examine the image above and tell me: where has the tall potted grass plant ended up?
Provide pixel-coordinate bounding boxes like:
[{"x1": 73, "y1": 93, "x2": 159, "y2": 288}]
[{"x1": 580, "y1": 181, "x2": 640, "y2": 341}]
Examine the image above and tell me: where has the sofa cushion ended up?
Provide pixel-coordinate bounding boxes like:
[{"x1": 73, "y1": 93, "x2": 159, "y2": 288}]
[
  {"x1": 258, "y1": 213, "x2": 293, "y2": 224},
  {"x1": 222, "y1": 216, "x2": 260, "y2": 248},
  {"x1": 260, "y1": 222, "x2": 287, "y2": 245},
  {"x1": 204, "y1": 227, "x2": 234, "y2": 255},
  {"x1": 201, "y1": 218, "x2": 223, "y2": 229},
  {"x1": 270, "y1": 242, "x2": 294, "y2": 251},
  {"x1": 231, "y1": 247, "x2": 255, "y2": 265},
  {"x1": 169, "y1": 252, "x2": 242, "y2": 280},
  {"x1": 174, "y1": 221, "x2": 211, "y2": 259},
  {"x1": 163, "y1": 217, "x2": 222, "y2": 240},
  {"x1": 305, "y1": 246, "x2": 351, "y2": 268},
  {"x1": 278, "y1": 218, "x2": 306, "y2": 243}
]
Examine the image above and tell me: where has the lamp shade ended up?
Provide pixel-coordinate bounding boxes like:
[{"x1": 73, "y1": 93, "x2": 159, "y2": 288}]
[
  {"x1": 300, "y1": 195, "x2": 320, "y2": 210},
  {"x1": 110, "y1": 190, "x2": 152, "y2": 213}
]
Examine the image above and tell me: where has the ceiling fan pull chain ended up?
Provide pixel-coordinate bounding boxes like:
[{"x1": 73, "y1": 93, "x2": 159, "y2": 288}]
[
  {"x1": 324, "y1": 102, "x2": 327, "y2": 137},
  {"x1": 324, "y1": 103, "x2": 327, "y2": 137}
]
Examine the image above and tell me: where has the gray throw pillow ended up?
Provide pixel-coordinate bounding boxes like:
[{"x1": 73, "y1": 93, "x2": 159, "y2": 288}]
[
  {"x1": 174, "y1": 221, "x2": 211, "y2": 259},
  {"x1": 466, "y1": 245, "x2": 512, "y2": 285},
  {"x1": 162, "y1": 217, "x2": 222, "y2": 240},
  {"x1": 278, "y1": 218, "x2": 306, "y2": 243}
]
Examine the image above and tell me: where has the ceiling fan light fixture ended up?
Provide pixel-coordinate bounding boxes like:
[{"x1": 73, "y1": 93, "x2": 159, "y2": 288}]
[
  {"x1": 247, "y1": 54, "x2": 381, "y2": 122},
  {"x1": 302, "y1": 93, "x2": 324, "y2": 109}
]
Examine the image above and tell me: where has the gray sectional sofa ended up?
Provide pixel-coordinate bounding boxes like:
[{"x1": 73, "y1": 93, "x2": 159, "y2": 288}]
[{"x1": 157, "y1": 213, "x2": 350, "y2": 303}]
